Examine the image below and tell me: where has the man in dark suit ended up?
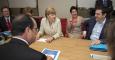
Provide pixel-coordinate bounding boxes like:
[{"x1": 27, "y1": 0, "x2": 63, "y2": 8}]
[
  {"x1": 83, "y1": 8, "x2": 109, "y2": 45},
  {"x1": 0, "y1": 7, "x2": 14, "y2": 32},
  {"x1": 0, "y1": 15, "x2": 52, "y2": 60},
  {"x1": 95, "y1": 0, "x2": 113, "y2": 18}
]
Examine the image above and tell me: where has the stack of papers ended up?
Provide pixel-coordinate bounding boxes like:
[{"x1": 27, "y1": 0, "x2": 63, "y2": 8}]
[{"x1": 90, "y1": 54, "x2": 111, "y2": 60}]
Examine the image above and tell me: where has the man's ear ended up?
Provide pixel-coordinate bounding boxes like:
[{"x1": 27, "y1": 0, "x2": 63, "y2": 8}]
[
  {"x1": 25, "y1": 27, "x2": 30, "y2": 33},
  {"x1": 103, "y1": 13, "x2": 107, "y2": 17},
  {"x1": 22, "y1": 27, "x2": 30, "y2": 37}
]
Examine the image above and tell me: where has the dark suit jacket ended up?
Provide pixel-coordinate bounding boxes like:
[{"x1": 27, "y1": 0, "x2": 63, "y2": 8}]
[
  {"x1": 95, "y1": 0, "x2": 113, "y2": 12},
  {"x1": 84, "y1": 17, "x2": 109, "y2": 43},
  {"x1": 0, "y1": 16, "x2": 14, "y2": 32},
  {"x1": 0, "y1": 38, "x2": 47, "y2": 60}
]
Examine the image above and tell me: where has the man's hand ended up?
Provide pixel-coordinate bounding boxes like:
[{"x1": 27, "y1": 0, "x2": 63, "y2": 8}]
[
  {"x1": 47, "y1": 56, "x2": 53, "y2": 60},
  {"x1": 91, "y1": 39, "x2": 101, "y2": 45},
  {"x1": 82, "y1": 31, "x2": 86, "y2": 38}
]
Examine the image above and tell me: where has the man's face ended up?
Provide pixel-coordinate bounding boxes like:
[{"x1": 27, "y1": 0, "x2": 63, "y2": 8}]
[
  {"x1": 27, "y1": 18, "x2": 38, "y2": 44},
  {"x1": 95, "y1": 10, "x2": 106, "y2": 21},
  {"x1": 2, "y1": 8, "x2": 10, "y2": 17}
]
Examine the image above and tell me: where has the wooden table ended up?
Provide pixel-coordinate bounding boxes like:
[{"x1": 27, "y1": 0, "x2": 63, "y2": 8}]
[{"x1": 30, "y1": 37, "x2": 108, "y2": 60}]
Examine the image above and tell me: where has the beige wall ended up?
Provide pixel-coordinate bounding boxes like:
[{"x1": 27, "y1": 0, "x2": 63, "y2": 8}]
[
  {"x1": 78, "y1": 0, "x2": 96, "y2": 9},
  {"x1": 8, "y1": 0, "x2": 36, "y2": 8},
  {"x1": 38, "y1": 0, "x2": 76, "y2": 19},
  {"x1": 78, "y1": 0, "x2": 115, "y2": 10},
  {"x1": 112, "y1": 0, "x2": 115, "y2": 10},
  {"x1": 6, "y1": 0, "x2": 115, "y2": 17},
  {"x1": 0, "y1": 0, "x2": 8, "y2": 8}
]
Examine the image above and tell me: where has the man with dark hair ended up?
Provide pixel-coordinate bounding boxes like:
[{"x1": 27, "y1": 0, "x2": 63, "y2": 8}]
[
  {"x1": 83, "y1": 8, "x2": 109, "y2": 45},
  {"x1": 0, "y1": 6, "x2": 14, "y2": 32},
  {"x1": 0, "y1": 15, "x2": 52, "y2": 60},
  {"x1": 95, "y1": 0, "x2": 113, "y2": 18}
]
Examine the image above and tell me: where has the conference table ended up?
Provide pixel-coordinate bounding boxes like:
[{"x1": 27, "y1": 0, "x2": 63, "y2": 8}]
[{"x1": 30, "y1": 37, "x2": 108, "y2": 60}]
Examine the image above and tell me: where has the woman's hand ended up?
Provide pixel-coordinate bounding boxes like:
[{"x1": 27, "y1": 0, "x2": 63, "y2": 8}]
[
  {"x1": 46, "y1": 37, "x2": 54, "y2": 43},
  {"x1": 47, "y1": 56, "x2": 53, "y2": 60}
]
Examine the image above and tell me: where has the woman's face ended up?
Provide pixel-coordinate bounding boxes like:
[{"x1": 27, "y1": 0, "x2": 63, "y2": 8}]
[
  {"x1": 71, "y1": 9, "x2": 77, "y2": 18},
  {"x1": 47, "y1": 14, "x2": 56, "y2": 22}
]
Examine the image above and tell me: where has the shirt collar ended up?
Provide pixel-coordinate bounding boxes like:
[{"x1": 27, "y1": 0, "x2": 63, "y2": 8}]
[
  {"x1": 5, "y1": 16, "x2": 10, "y2": 20},
  {"x1": 13, "y1": 36, "x2": 29, "y2": 45},
  {"x1": 97, "y1": 18, "x2": 106, "y2": 24},
  {"x1": 102, "y1": 18, "x2": 106, "y2": 24}
]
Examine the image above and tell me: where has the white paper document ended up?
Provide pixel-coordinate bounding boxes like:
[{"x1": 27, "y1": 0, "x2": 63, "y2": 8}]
[
  {"x1": 90, "y1": 54, "x2": 111, "y2": 60},
  {"x1": 42, "y1": 48, "x2": 61, "y2": 60},
  {"x1": 37, "y1": 38, "x2": 47, "y2": 42}
]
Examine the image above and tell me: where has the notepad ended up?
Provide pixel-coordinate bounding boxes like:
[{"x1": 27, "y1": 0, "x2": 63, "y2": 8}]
[{"x1": 89, "y1": 44, "x2": 108, "y2": 52}]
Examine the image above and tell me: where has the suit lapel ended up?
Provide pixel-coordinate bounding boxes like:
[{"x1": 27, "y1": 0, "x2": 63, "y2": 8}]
[{"x1": 99, "y1": 18, "x2": 109, "y2": 39}]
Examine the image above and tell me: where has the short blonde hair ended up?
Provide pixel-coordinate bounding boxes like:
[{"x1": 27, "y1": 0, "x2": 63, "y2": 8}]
[{"x1": 45, "y1": 7, "x2": 56, "y2": 17}]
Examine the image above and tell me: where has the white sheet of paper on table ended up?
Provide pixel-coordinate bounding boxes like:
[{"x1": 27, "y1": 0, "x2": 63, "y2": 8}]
[
  {"x1": 37, "y1": 38, "x2": 47, "y2": 42},
  {"x1": 90, "y1": 54, "x2": 111, "y2": 60}
]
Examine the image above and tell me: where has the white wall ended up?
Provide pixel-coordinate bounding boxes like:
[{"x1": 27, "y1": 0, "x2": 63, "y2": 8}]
[
  {"x1": 78, "y1": 0, "x2": 96, "y2": 9},
  {"x1": 8, "y1": 0, "x2": 115, "y2": 17},
  {"x1": 78, "y1": 0, "x2": 115, "y2": 10},
  {"x1": 112, "y1": 0, "x2": 115, "y2": 10},
  {"x1": 8, "y1": 0, "x2": 36, "y2": 8},
  {"x1": 38, "y1": 0, "x2": 76, "y2": 18}
]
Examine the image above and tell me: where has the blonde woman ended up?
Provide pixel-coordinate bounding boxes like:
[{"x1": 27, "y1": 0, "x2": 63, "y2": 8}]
[{"x1": 36, "y1": 7, "x2": 63, "y2": 43}]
